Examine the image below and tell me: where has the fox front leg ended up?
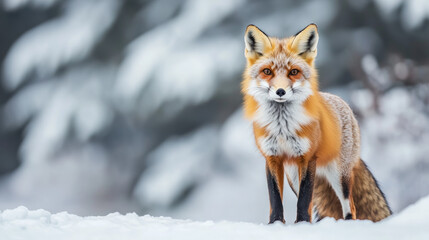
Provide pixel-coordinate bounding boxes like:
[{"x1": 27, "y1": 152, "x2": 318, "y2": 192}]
[
  {"x1": 265, "y1": 157, "x2": 285, "y2": 224},
  {"x1": 296, "y1": 156, "x2": 316, "y2": 223}
]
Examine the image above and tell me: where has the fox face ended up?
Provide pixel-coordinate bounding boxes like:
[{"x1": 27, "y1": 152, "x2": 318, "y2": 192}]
[{"x1": 243, "y1": 24, "x2": 319, "y2": 105}]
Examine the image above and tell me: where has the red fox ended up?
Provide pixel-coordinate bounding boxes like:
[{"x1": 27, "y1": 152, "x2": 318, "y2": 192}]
[{"x1": 241, "y1": 24, "x2": 391, "y2": 223}]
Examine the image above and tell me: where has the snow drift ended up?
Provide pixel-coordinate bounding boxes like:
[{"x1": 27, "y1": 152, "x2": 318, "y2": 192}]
[{"x1": 1, "y1": 196, "x2": 428, "y2": 240}]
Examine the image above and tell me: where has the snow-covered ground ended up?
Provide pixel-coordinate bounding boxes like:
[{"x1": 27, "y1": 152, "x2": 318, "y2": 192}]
[{"x1": 1, "y1": 196, "x2": 428, "y2": 240}]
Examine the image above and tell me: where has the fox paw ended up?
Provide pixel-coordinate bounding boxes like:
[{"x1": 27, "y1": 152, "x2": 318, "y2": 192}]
[
  {"x1": 295, "y1": 215, "x2": 311, "y2": 223},
  {"x1": 268, "y1": 218, "x2": 285, "y2": 224}
]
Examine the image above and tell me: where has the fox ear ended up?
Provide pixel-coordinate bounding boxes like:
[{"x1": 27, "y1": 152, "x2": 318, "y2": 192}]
[
  {"x1": 244, "y1": 25, "x2": 272, "y2": 59},
  {"x1": 291, "y1": 24, "x2": 319, "y2": 62}
]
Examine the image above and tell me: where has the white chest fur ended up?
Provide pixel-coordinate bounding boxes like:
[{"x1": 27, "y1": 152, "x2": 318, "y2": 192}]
[{"x1": 254, "y1": 101, "x2": 312, "y2": 157}]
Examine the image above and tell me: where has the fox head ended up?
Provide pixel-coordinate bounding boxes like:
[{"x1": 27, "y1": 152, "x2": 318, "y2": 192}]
[{"x1": 242, "y1": 24, "x2": 319, "y2": 104}]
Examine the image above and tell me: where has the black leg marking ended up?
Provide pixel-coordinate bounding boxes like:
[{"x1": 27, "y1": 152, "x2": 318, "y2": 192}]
[
  {"x1": 266, "y1": 165, "x2": 284, "y2": 224},
  {"x1": 341, "y1": 176, "x2": 353, "y2": 219},
  {"x1": 296, "y1": 158, "x2": 316, "y2": 223},
  {"x1": 345, "y1": 213, "x2": 353, "y2": 220},
  {"x1": 341, "y1": 176, "x2": 350, "y2": 199}
]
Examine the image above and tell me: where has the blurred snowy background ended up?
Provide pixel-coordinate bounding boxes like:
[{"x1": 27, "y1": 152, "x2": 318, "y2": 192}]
[{"x1": 0, "y1": 0, "x2": 428, "y2": 224}]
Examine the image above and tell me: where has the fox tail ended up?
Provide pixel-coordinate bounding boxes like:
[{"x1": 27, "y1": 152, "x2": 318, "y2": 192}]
[{"x1": 313, "y1": 159, "x2": 392, "y2": 222}]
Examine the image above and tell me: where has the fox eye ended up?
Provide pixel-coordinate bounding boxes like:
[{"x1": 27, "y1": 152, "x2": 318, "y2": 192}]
[
  {"x1": 289, "y1": 69, "x2": 299, "y2": 76},
  {"x1": 262, "y1": 68, "x2": 272, "y2": 75}
]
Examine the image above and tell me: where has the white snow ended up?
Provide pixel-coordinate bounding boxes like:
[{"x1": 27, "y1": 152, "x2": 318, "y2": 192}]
[
  {"x1": 132, "y1": 37, "x2": 243, "y2": 118},
  {"x1": 374, "y1": 0, "x2": 429, "y2": 29},
  {"x1": 133, "y1": 126, "x2": 218, "y2": 208},
  {"x1": 13, "y1": 66, "x2": 114, "y2": 164},
  {"x1": 1, "y1": 196, "x2": 429, "y2": 240},
  {"x1": 2, "y1": 0, "x2": 120, "y2": 89},
  {"x1": 114, "y1": 0, "x2": 244, "y2": 111},
  {"x1": 2, "y1": 0, "x2": 59, "y2": 10},
  {"x1": 353, "y1": 86, "x2": 429, "y2": 210}
]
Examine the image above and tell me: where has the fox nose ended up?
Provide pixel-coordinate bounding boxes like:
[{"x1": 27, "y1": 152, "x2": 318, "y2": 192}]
[{"x1": 276, "y1": 88, "x2": 286, "y2": 97}]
